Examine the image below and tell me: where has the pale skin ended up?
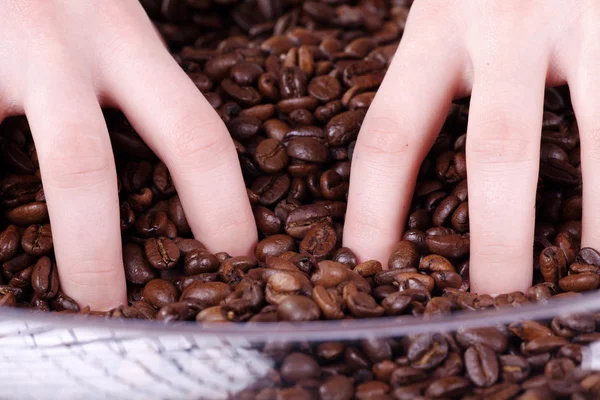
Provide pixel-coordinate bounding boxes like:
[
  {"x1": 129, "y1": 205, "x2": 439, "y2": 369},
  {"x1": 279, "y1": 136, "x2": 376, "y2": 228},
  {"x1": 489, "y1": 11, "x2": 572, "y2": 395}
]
[{"x1": 2, "y1": 0, "x2": 597, "y2": 310}]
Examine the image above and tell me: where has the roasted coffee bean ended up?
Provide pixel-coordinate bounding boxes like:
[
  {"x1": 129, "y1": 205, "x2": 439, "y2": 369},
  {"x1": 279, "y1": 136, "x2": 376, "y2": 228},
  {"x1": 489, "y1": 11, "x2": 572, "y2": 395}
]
[
  {"x1": 464, "y1": 344, "x2": 499, "y2": 387},
  {"x1": 539, "y1": 246, "x2": 567, "y2": 284},
  {"x1": 390, "y1": 366, "x2": 428, "y2": 387},
  {"x1": 277, "y1": 295, "x2": 320, "y2": 321},
  {"x1": 325, "y1": 109, "x2": 366, "y2": 146},
  {"x1": 343, "y1": 282, "x2": 384, "y2": 318},
  {"x1": 6, "y1": 202, "x2": 48, "y2": 225},
  {"x1": 251, "y1": 173, "x2": 291, "y2": 206},
  {"x1": 144, "y1": 237, "x2": 180, "y2": 270},
  {"x1": 156, "y1": 301, "x2": 198, "y2": 322},
  {"x1": 31, "y1": 256, "x2": 59, "y2": 300},
  {"x1": 255, "y1": 234, "x2": 296, "y2": 261},
  {"x1": 509, "y1": 320, "x2": 554, "y2": 341},
  {"x1": 498, "y1": 354, "x2": 531, "y2": 383},
  {"x1": 425, "y1": 376, "x2": 470, "y2": 398},
  {"x1": 0, "y1": 225, "x2": 20, "y2": 262},
  {"x1": 308, "y1": 75, "x2": 342, "y2": 102},
  {"x1": 9, "y1": 265, "x2": 32, "y2": 289},
  {"x1": 456, "y1": 327, "x2": 508, "y2": 353},
  {"x1": 355, "y1": 381, "x2": 390, "y2": 399},
  {"x1": 280, "y1": 352, "x2": 320, "y2": 384},
  {"x1": 494, "y1": 291, "x2": 529, "y2": 308},
  {"x1": 312, "y1": 285, "x2": 344, "y2": 320},
  {"x1": 167, "y1": 196, "x2": 190, "y2": 235},
  {"x1": 388, "y1": 241, "x2": 420, "y2": 270},
  {"x1": 576, "y1": 247, "x2": 600, "y2": 266},
  {"x1": 408, "y1": 333, "x2": 449, "y2": 370},
  {"x1": 319, "y1": 375, "x2": 354, "y2": 400},
  {"x1": 221, "y1": 280, "x2": 264, "y2": 322},
  {"x1": 332, "y1": 247, "x2": 358, "y2": 268},
  {"x1": 254, "y1": 138, "x2": 289, "y2": 174},
  {"x1": 123, "y1": 242, "x2": 157, "y2": 285},
  {"x1": 142, "y1": 279, "x2": 179, "y2": 309},
  {"x1": 180, "y1": 281, "x2": 232, "y2": 309},
  {"x1": 559, "y1": 272, "x2": 600, "y2": 292},
  {"x1": 286, "y1": 137, "x2": 329, "y2": 163},
  {"x1": 285, "y1": 204, "x2": 332, "y2": 239},
  {"x1": 299, "y1": 223, "x2": 337, "y2": 259},
  {"x1": 254, "y1": 206, "x2": 282, "y2": 235},
  {"x1": 426, "y1": 234, "x2": 470, "y2": 258},
  {"x1": 20, "y1": 224, "x2": 52, "y2": 256}
]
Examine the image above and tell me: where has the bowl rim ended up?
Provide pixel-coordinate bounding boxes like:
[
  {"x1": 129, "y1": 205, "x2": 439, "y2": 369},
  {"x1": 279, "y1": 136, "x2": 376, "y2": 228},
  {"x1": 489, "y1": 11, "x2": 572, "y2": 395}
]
[{"x1": 2, "y1": 291, "x2": 599, "y2": 341}]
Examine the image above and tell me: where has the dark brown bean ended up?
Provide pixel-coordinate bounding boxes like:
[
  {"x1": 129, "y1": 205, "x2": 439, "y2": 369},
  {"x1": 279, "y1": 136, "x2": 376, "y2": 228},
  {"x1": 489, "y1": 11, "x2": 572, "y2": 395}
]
[
  {"x1": 31, "y1": 256, "x2": 59, "y2": 300},
  {"x1": 144, "y1": 237, "x2": 180, "y2": 270},
  {"x1": 277, "y1": 295, "x2": 320, "y2": 321},
  {"x1": 142, "y1": 279, "x2": 179, "y2": 309},
  {"x1": 464, "y1": 344, "x2": 499, "y2": 387}
]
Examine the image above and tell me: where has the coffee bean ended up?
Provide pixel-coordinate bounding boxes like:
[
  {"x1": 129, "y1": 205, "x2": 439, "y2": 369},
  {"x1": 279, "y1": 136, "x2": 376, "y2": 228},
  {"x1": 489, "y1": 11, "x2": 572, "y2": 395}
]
[
  {"x1": 142, "y1": 279, "x2": 179, "y2": 309},
  {"x1": 312, "y1": 285, "x2": 344, "y2": 320},
  {"x1": 156, "y1": 301, "x2": 198, "y2": 322},
  {"x1": 254, "y1": 138, "x2": 289, "y2": 174},
  {"x1": 576, "y1": 247, "x2": 600, "y2": 266},
  {"x1": 20, "y1": 224, "x2": 52, "y2": 256},
  {"x1": 9, "y1": 264, "x2": 32, "y2": 289},
  {"x1": 408, "y1": 334, "x2": 449, "y2": 370},
  {"x1": 354, "y1": 260, "x2": 382, "y2": 277},
  {"x1": 268, "y1": 57, "x2": 297, "y2": 89},
  {"x1": 180, "y1": 281, "x2": 232, "y2": 309},
  {"x1": 319, "y1": 170, "x2": 347, "y2": 201},
  {"x1": 227, "y1": 116, "x2": 261, "y2": 141},
  {"x1": 524, "y1": 335, "x2": 570, "y2": 354},
  {"x1": 6, "y1": 202, "x2": 48, "y2": 225},
  {"x1": 456, "y1": 327, "x2": 508, "y2": 353},
  {"x1": 426, "y1": 234, "x2": 470, "y2": 258},
  {"x1": 355, "y1": 381, "x2": 390, "y2": 400},
  {"x1": 254, "y1": 206, "x2": 282, "y2": 235},
  {"x1": 277, "y1": 295, "x2": 320, "y2": 321},
  {"x1": 559, "y1": 272, "x2": 600, "y2": 292},
  {"x1": 539, "y1": 246, "x2": 567, "y2": 285},
  {"x1": 251, "y1": 173, "x2": 291, "y2": 206},
  {"x1": 464, "y1": 344, "x2": 499, "y2": 387},
  {"x1": 286, "y1": 137, "x2": 329, "y2": 163},
  {"x1": 325, "y1": 109, "x2": 366, "y2": 146},
  {"x1": 255, "y1": 234, "x2": 296, "y2": 261},
  {"x1": 31, "y1": 256, "x2": 59, "y2": 300},
  {"x1": 285, "y1": 204, "x2": 332, "y2": 239},
  {"x1": 300, "y1": 223, "x2": 337, "y2": 259},
  {"x1": 0, "y1": 225, "x2": 20, "y2": 262},
  {"x1": 319, "y1": 375, "x2": 354, "y2": 400},
  {"x1": 144, "y1": 237, "x2": 180, "y2": 270},
  {"x1": 123, "y1": 242, "x2": 157, "y2": 285},
  {"x1": 425, "y1": 376, "x2": 470, "y2": 398},
  {"x1": 388, "y1": 241, "x2": 420, "y2": 270},
  {"x1": 308, "y1": 75, "x2": 342, "y2": 102}
]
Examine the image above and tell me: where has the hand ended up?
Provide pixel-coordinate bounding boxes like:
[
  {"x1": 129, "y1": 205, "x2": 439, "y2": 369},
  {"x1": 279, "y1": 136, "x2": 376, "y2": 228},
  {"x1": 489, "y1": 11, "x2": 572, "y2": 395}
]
[
  {"x1": 343, "y1": 0, "x2": 596, "y2": 294},
  {"x1": 0, "y1": 0, "x2": 257, "y2": 310}
]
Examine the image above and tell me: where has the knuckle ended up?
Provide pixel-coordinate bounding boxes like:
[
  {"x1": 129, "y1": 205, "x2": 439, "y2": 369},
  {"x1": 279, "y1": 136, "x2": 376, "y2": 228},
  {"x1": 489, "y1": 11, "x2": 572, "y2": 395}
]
[
  {"x1": 468, "y1": 118, "x2": 537, "y2": 166},
  {"x1": 167, "y1": 112, "x2": 232, "y2": 165},
  {"x1": 42, "y1": 133, "x2": 112, "y2": 190},
  {"x1": 358, "y1": 116, "x2": 416, "y2": 159}
]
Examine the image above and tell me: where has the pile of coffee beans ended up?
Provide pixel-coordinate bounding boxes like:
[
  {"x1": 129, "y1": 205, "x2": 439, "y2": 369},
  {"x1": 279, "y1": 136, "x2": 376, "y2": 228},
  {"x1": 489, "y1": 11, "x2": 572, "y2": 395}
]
[{"x1": 0, "y1": 0, "x2": 599, "y2": 397}]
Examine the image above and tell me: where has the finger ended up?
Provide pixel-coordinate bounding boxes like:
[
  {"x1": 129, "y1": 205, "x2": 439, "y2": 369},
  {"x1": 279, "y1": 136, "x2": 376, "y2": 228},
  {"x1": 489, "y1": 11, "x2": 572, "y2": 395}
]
[
  {"x1": 24, "y1": 64, "x2": 126, "y2": 310},
  {"x1": 343, "y1": 15, "x2": 464, "y2": 264},
  {"x1": 99, "y1": 10, "x2": 257, "y2": 256},
  {"x1": 467, "y1": 52, "x2": 547, "y2": 295},
  {"x1": 567, "y1": 21, "x2": 600, "y2": 250}
]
